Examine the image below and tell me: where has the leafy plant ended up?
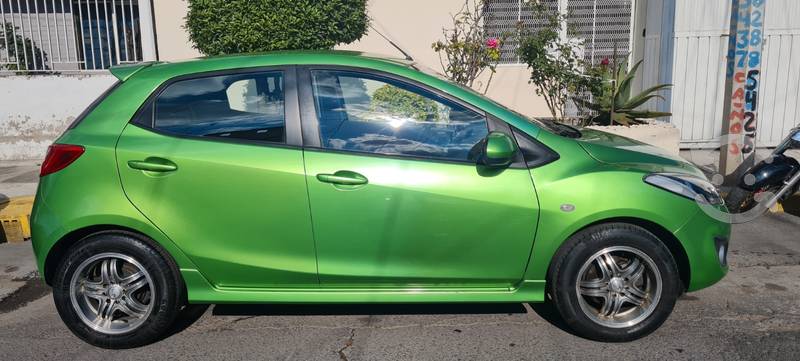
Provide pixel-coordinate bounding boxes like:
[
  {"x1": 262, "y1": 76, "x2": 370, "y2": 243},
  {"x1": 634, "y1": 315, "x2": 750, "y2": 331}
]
[
  {"x1": 185, "y1": 0, "x2": 369, "y2": 55},
  {"x1": 432, "y1": 0, "x2": 503, "y2": 93},
  {"x1": 578, "y1": 56, "x2": 672, "y2": 126},
  {"x1": 1, "y1": 22, "x2": 49, "y2": 72},
  {"x1": 371, "y1": 84, "x2": 439, "y2": 121},
  {"x1": 516, "y1": 3, "x2": 598, "y2": 122}
]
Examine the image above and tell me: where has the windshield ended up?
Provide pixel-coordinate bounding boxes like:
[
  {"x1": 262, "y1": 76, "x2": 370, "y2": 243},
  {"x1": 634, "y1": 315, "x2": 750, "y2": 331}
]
[{"x1": 411, "y1": 63, "x2": 582, "y2": 138}]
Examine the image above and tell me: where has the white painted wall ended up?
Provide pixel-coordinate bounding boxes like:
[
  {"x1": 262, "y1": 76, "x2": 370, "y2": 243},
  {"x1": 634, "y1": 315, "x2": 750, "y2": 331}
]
[{"x1": 0, "y1": 74, "x2": 117, "y2": 160}]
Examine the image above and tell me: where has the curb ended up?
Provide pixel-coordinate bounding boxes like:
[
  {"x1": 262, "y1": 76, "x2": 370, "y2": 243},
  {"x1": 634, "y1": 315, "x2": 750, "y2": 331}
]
[{"x1": 0, "y1": 196, "x2": 34, "y2": 244}]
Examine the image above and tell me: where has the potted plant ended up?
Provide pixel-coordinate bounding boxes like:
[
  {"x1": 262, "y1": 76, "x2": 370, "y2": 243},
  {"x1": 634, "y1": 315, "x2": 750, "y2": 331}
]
[{"x1": 578, "y1": 54, "x2": 681, "y2": 155}]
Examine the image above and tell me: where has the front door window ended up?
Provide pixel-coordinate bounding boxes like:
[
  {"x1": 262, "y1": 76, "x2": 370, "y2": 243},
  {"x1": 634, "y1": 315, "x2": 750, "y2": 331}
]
[{"x1": 311, "y1": 70, "x2": 488, "y2": 162}]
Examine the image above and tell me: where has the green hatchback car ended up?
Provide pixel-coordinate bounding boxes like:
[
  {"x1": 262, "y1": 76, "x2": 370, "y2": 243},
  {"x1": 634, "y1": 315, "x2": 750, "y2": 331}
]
[{"x1": 31, "y1": 51, "x2": 730, "y2": 348}]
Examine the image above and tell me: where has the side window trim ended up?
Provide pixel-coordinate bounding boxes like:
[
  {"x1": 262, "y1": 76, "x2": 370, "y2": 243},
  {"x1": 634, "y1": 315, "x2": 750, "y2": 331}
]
[
  {"x1": 297, "y1": 67, "x2": 321, "y2": 148},
  {"x1": 297, "y1": 66, "x2": 491, "y2": 164},
  {"x1": 127, "y1": 66, "x2": 302, "y2": 148},
  {"x1": 304, "y1": 66, "x2": 486, "y2": 117},
  {"x1": 511, "y1": 126, "x2": 560, "y2": 168}
]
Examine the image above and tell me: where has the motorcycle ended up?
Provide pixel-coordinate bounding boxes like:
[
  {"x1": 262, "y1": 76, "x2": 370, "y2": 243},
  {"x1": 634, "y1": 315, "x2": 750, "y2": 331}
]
[{"x1": 726, "y1": 126, "x2": 800, "y2": 213}]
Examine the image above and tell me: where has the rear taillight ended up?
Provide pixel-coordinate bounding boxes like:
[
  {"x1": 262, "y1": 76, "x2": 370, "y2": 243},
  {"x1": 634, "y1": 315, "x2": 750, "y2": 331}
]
[{"x1": 40, "y1": 144, "x2": 85, "y2": 177}]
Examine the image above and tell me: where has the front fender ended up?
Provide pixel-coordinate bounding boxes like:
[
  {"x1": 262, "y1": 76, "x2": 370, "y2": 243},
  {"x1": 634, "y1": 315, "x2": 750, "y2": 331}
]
[{"x1": 523, "y1": 157, "x2": 710, "y2": 282}]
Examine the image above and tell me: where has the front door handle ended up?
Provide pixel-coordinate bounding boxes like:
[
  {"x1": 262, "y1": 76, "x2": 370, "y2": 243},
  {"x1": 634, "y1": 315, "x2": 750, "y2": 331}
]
[
  {"x1": 316, "y1": 171, "x2": 368, "y2": 185},
  {"x1": 128, "y1": 158, "x2": 178, "y2": 172}
]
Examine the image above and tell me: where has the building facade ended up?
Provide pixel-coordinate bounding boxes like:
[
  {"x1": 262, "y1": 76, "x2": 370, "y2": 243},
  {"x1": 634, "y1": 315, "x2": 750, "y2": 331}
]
[{"x1": 1, "y1": 0, "x2": 798, "y2": 160}]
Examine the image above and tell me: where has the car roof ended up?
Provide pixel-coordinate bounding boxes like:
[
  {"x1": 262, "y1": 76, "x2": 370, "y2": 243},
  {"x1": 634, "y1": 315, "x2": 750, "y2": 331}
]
[{"x1": 110, "y1": 50, "x2": 418, "y2": 81}]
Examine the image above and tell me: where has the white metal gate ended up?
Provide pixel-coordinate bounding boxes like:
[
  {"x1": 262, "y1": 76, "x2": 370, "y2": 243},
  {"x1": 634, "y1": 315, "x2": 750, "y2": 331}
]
[
  {"x1": 756, "y1": 0, "x2": 800, "y2": 147},
  {"x1": 0, "y1": 0, "x2": 155, "y2": 73},
  {"x1": 485, "y1": 0, "x2": 633, "y2": 66},
  {"x1": 654, "y1": 0, "x2": 800, "y2": 148}
]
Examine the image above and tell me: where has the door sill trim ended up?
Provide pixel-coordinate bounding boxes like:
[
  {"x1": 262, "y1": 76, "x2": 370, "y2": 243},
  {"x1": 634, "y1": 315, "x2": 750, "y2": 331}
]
[{"x1": 182, "y1": 270, "x2": 545, "y2": 303}]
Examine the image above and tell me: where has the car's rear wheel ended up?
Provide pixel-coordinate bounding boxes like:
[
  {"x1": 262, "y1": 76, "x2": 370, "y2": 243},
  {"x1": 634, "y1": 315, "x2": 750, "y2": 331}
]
[
  {"x1": 548, "y1": 223, "x2": 680, "y2": 342},
  {"x1": 52, "y1": 231, "x2": 183, "y2": 349}
]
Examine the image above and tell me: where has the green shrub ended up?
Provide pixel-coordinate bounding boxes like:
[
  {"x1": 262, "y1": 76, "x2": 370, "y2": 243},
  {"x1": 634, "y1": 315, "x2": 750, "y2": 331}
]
[
  {"x1": 185, "y1": 0, "x2": 369, "y2": 55},
  {"x1": 371, "y1": 85, "x2": 440, "y2": 121},
  {"x1": 516, "y1": 4, "x2": 598, "y2": 122},
  {"x1": 431, "y1": 0, "x2": 503, "y2": 94}
]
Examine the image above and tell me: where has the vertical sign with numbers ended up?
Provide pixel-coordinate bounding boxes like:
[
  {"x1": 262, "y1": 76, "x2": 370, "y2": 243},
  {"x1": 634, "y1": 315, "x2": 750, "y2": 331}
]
[{"x1": 720, "y1": 0, "x2": 766, "y2": 176}]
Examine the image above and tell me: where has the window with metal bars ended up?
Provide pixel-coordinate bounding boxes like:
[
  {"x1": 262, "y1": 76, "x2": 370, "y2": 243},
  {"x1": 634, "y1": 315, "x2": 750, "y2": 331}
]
[
  {"x1": 484, "y1": 0, "x2": 633, "y2": 66},
  {"x1": 0, "y1": 0, "x2": 146, "y2": 73}
]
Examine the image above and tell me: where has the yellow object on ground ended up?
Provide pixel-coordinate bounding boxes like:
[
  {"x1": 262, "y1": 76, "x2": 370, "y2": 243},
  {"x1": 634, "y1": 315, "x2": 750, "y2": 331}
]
[{"x1": 0, "y1": 196, "x2": 34, "y2": 243}]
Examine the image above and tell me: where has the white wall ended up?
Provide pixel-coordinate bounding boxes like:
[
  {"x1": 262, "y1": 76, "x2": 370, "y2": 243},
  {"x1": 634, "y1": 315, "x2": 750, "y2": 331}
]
[
  {"x1": 756, "y1": 0, "x2": 800, "y2": 146},
  {"x1": 0, "y1": 74, "x2": 117, "y2": 160},
  {"x1": 642, "y1": 0, "x2": 800, "y2": 148},
  {"x1": 152, "y1": 0, "x2": 202, "y2": 61},
  {"x1": 669, "y1": 0, "x2": 730, "y2": 148}
]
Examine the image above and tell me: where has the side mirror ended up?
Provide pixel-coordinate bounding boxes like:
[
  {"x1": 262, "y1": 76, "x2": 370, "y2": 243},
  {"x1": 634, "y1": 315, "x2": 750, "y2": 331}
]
[{"x1": 482, "y1": 131, "x2": 518, "y2": 168}]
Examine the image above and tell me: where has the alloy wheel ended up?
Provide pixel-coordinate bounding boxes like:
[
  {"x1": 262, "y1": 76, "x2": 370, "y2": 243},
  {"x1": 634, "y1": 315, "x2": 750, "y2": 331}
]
[
  {"x1": 575, "y1": 246, "x2": 662, "y2": 328},
  {"x1": 69, "y1": 253, "x2": 155, "y2": 335}
]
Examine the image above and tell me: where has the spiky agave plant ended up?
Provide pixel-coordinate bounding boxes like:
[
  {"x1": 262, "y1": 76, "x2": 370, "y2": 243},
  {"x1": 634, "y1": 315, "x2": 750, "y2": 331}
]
[{"x1": 578, "y1": 58, "x2": 672, "y2": 126}]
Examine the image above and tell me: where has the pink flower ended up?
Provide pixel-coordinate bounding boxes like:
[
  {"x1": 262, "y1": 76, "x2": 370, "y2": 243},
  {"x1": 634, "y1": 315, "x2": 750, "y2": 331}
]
[
  {"x1": 486, "y1": 38, "x2": 499, "y2": 49},
  {"x1": 600, "y1": 57, "x2": 610, "y2": 66}
]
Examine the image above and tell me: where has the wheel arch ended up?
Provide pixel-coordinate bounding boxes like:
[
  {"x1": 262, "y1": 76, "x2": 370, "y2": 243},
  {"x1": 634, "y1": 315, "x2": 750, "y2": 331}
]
[
  {"x1": 546, "y1": 217, "x2": 691, "y2": 292},
  {"x1": 43, "y1": 225, "x2": 183, "y2": 287}
]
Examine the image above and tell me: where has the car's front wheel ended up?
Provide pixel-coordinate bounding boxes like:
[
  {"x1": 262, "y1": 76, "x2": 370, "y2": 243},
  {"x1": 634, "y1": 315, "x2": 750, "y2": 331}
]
[
  {"x1": 52, "y1": 231, "x2": 183, "y2": 348},
  {"x1": 548, "y1": 223, "x2": 681, "y2": 342}
]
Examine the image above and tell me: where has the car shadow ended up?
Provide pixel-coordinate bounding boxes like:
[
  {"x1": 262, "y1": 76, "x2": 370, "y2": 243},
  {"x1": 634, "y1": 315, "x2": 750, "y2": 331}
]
[
  {"x1": 159, "y1": 301, "x2": 583, "y2": 342},
  {"x1": 162, "y1": 304, "x2": 211, "y2": 339},
  {"x1": 527, "y1": 302, "x2": 576, "y2": 336},
  {"x1": 215, "y1": 302, "x2": 579, "y2": 337}
]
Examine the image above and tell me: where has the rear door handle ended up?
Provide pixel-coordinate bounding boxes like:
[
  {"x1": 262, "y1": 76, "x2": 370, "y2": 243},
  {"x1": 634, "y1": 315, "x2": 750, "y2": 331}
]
[
  {"x1": 128, "y1": 158, "x2": 178, "y2": 172},
  {"x1": 316, "y1": 171, "x2": 368, "y2": 185}
]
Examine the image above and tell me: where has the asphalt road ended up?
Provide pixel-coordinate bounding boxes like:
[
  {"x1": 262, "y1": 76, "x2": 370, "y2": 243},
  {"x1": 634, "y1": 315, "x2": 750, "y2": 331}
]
[
  {"x1": 0, "y1": 213, "x2": 799, "y2": 360},
  {"x1": 0, "y1": 161, "x2": 38, "y2": 198}
]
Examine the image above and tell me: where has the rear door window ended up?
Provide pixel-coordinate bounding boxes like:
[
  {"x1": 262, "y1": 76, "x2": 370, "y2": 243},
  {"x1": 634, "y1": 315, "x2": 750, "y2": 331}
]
[{"x1": 152, "y1": 71, "x2": 285, "y2": 143}]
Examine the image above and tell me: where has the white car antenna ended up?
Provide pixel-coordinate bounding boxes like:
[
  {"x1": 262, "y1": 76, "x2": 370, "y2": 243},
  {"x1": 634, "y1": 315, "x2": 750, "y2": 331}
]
[{"x1": 369, "y1": 22, "x2": 414, "y2": 62}]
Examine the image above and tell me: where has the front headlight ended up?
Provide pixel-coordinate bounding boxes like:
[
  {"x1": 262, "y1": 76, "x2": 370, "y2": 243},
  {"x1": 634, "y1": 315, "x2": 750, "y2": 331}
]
[{"x1": 644, "y1": 173, "x2": 724, "y2": 205}]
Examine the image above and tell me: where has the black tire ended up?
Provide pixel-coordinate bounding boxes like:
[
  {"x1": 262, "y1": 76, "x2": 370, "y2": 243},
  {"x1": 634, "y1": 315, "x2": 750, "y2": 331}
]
[
  {"x1": 547, "y1": 223, "x2": 681, "y2": 342},
  {"x1": 52, "y1": 231, "x2": 183, "y2": 349}
]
